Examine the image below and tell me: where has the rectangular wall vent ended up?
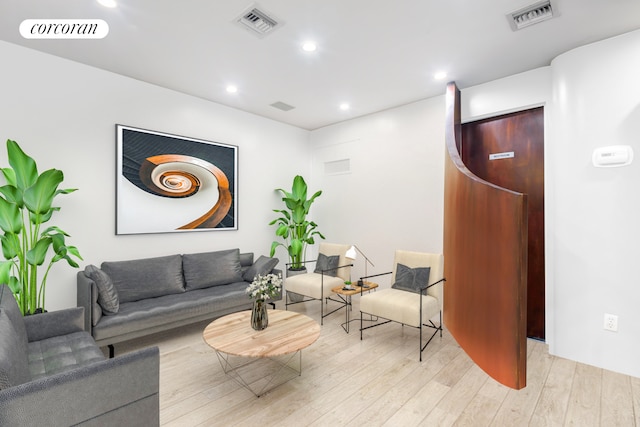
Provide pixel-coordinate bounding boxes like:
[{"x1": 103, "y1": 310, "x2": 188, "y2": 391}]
[
  {"x1": 270, "y1": 101, "x2": 295, "y2": 111},
  {"x1": 324, "y1": 159, "x2": 351, "y2": 175},
  {"x1": 236, "y1": 5, "x2": 281, "y2": 37},
  {"x1": 508, "y1": 1, "x2": 555, "y2": 31}
]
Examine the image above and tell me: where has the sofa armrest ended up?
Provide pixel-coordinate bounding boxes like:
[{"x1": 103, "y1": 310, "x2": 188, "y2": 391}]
[
  {"x1": 23, "y1": 307, "x2": 85, "y2": 342},
  {"x1": 77, "y1": 270, "x2": 94, "y2": 333},
  {"x1": 0, "y1": 346, "x2": 160, "y2": 426}
]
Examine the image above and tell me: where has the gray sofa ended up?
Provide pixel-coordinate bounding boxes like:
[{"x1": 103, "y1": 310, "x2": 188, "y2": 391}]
[
  {"x1": 77, "y1": 249, "x2": 280, "y2": 356},
  {"x1": 0, "y1": 284, "x2": 159, "y2": 426}
]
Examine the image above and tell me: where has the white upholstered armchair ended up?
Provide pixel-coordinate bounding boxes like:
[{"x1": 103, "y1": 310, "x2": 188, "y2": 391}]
[
  {"x1": 284, "y1": 242, "x2": 352, "y2": 325},
  {"x1": 359, "y1": 250, "x2": 445, "y2": 361}
]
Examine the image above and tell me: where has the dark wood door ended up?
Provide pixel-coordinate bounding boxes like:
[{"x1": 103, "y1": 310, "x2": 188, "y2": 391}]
[{"x1": 461, "y1": 107, "x2": 545, "y2": 340}]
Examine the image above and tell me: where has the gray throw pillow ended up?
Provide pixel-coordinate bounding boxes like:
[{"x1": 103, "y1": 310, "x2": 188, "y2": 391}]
[
  {"x1": 91, "y1": 283, "x2": 103, "y2": 326},
  {"x1": 392, "y1": 263, "x2": 431, "y2": 294},
  {"x1": 183, "y1": 249, "x2": 243, "y2": 290},
  {"x1": 239, "y1": 252, "x2": 254, "y2": 268},
  {"x1": 84, "y1": 264, "x2": 119, "y2": 314},
  {"x1": 102, "y1": 254, "x2": 185, "y2": 303},
  {"x1": 314, "y1": 253, "x2": 339, "y2": 277},
  {"x1": 243, "y1": 255, "x2": 279, "y2": 282}
]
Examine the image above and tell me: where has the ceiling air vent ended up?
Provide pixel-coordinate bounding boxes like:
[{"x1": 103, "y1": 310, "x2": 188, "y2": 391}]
[
  {"x1": 270, "y1": 101, "x2": 295, "y2": 112},
  {"x1": 508, "y1": 1, "x2": 555, "y2": 31},
  {"x1": 236, "y1": 5, "x2": 282, "y2": 38}
]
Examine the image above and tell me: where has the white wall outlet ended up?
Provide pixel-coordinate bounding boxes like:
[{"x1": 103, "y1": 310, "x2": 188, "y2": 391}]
[{"x1": 604, "y1": 313, "x2": 618, "y2": 332}]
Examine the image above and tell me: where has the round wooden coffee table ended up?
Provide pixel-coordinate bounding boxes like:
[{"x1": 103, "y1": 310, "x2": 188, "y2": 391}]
[{"x1": 203, "y1": 309, "x2": 320, "y2": 396}]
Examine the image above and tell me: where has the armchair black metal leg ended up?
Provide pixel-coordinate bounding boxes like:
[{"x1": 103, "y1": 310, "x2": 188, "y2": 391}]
[
  {"x1": 108, "y1": 344, "x2": 114, "y2": 359},
  {"x1": 419, "y1": 299, "x2": 423, "y2": 362},
  {"x1": 269, "y1": 302, "x2": 275, "y2": 309},
  {"x1": 321, "y1": 278, "x2": 324, "y2": 325},
  {"x1": 419, "y1": 324, "x2": 422, "y2": 362}
]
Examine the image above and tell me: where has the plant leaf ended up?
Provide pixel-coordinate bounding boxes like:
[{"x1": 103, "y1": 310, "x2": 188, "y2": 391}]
[
  {"x1": 1, "y1": 167, "x2": 16, "y2": 187},
  {"x1": 0, "y1": 184, "x2": 23, "y2": 207},
  {"x1": 0, "y1": 198, "x2": 22, "y2": 234},
  {"x1": 55, "y1": 187, "x2": 78, "y2": 196},
  {"x1": 42, "y1": 225, "x2": 70, "y2": 237},
  {"x1": 269, "y1": 241, "x2": 281, "y2": 257},
  {"x1": 7, "y1": 276, "x2": 21, "y2": 296},
  {"x1": 24, "y1": 168, "x2": 63, "y2": 215},
  {"x1": 66, "y1": 245, "x2": 82, "y2": 260},
  {"x1": 6, "y1": 140, "x2": 38, "y2": 191},
  {"x1": 1, "y1": 233, "x2": 20, "y2": 259},
  {"x1": 0, "y1": 260, "x2": 13, "y2": 285},
  {"x1": 290, "y1": 239, "x2": 303, "y2": 257},
  {"x1": 291, "y1": 175, "x2": 307, "y2": 201},
  {"x1": 26, "y1": 237, "x2": 52, "y2": 266},
  {"x1": 275, "y1": 224, "x2": 289, "y2": 238}
]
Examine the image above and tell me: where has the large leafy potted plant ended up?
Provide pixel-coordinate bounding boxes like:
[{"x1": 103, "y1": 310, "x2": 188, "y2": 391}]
[
  {"x1": 0, "y1": 139, "x2": 82, "y2": 315},
  {"x1": 269, "y1": 175, "x2": 325, "y2": 272}
]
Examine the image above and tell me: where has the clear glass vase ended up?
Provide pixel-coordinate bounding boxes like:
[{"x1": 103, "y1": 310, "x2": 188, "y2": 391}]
[{"x1": 251, "y1": 299, "x2": 268, "y2": 331}]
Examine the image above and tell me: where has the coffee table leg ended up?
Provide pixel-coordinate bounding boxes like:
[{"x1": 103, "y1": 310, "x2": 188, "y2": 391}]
[{"x1": 215, "y1": 350, "x2": 303, "y2": 397}]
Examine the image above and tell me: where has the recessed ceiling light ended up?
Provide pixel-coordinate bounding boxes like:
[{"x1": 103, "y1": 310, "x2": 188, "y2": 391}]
[
  {"x1": 97, "y1": 0, "x2": 117, "y2": 8},
  {"x1": 302, "y1": 41, "x2": 317, "y2": 52},
  {"x1": 226, "y1": 85, "x2": 238, "y2": 94},
  {"x1": 339, "y1": 103, "x2": 350, "y2": 111},
  {"x1": 434, "y1": 71, "x2": 448, "y2": 80}
]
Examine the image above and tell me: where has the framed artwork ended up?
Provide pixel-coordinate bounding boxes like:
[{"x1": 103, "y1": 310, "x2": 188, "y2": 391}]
[{"x1": 116, "y1": 125, "x2": 238, "y2": 235}]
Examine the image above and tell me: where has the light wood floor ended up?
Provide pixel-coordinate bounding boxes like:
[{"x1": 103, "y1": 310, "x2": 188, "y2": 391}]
[{"x1": 112, "y1": 299, "x2": 640, "y2": 426}]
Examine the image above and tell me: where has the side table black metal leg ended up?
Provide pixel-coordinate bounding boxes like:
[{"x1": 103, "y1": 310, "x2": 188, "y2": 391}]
[{"x1": 341, "y1": 295, "x2": 356, "y2": 333}]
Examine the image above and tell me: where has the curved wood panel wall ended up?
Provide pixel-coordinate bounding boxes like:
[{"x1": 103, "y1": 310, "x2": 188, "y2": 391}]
[{"x1": 443, "y1": 82, "x2": 528, "y2": 390}]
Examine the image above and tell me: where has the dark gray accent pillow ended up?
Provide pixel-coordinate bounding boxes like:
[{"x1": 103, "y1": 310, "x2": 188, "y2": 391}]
[
  {"x1": 102, "y1": 254, "x2": 185, "y2": 303},
  {"x1": 183, "y1": 249, "x2": 243, "y2": 290},
  {"x1": 314, "y1": 253, "x2": 340, "y2": 277},
  {"x1": 392, "y1": 263, "x2": 431, "y2": 294},
  {"x1": 84, "y1": 264, "x2": 119, "y2": 315},
  {"x1": 243, "y1": 255, "x2": 279, "y2": 282}
]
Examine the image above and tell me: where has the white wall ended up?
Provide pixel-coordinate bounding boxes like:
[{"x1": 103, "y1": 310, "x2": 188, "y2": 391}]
[
  {"x1": 547, "y1": 29, "x2": 640, "y2": 378},
  {"x1": 309, "y1": 97, "x2": 445, "y2": 284},
  {"x1": 0, "y1": 40, "x2": 310, "y2": 311}
]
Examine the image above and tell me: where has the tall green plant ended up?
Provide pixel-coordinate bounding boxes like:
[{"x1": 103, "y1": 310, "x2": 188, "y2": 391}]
[
  {"x1": 0, "y1": 139, "x2": 82, "y2": 315},
  {"x1": 269, "y1": 175, "x2": 325, "y2": 270}
]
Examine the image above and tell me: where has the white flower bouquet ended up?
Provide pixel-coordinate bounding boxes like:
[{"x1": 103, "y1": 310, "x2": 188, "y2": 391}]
[{"x1": 246, "y1": 273, "x2": 283, "y2": 301}]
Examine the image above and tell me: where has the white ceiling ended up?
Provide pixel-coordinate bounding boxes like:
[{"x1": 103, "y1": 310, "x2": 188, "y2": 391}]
[{"x1": 1, "y1": 0, "x2": 640, "y2": 130}]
